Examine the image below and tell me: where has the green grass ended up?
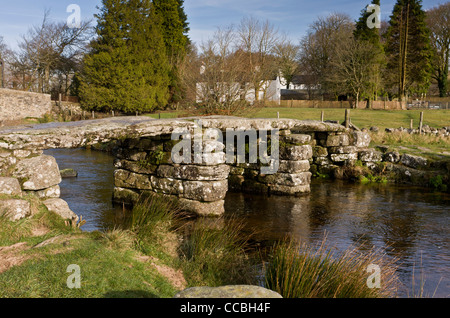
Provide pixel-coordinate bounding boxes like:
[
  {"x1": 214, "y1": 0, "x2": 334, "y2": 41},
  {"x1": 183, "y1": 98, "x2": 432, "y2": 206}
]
[
  {"x1": 143, "y1": 107, "x2": 449, "y2": 135},
  {"x1": 0, "y1": 232, "x2": 177, "y2": 298},
  {"x1": 0, "y1": 195, "x2": 184, "y2": 298},
  {"x1": 247, "y1": 108, "x2": 450, "y2": 130}
]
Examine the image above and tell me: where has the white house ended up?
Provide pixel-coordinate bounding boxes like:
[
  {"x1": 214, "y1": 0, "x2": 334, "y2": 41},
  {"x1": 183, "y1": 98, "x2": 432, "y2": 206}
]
[{"x1": 196, "y1": 76, "x2": 282, "y2": 105}]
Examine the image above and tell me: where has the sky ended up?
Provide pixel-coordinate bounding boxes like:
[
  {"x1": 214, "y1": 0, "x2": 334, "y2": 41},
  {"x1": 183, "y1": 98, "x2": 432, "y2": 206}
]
[{"x1": 0, "y1": 0, "x2": 446, "y2": 51}]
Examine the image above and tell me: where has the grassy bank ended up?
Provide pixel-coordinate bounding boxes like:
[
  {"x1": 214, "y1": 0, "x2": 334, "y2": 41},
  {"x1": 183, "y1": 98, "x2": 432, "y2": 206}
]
[
  {"x1": 0, "y1": 192, "x2": 402, "y2": 298},
  {"x1": 0, "y1": 195, "x2": 184, "y2": 298}
]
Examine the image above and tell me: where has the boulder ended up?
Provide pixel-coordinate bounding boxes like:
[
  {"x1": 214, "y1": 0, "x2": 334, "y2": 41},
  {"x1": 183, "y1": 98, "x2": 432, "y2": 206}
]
[
  {"x1": 114, "y1": 170, "x2": 152, "y2": 190},
  {"x1": 34, "y1": 185, "x2": 60, "y2": 199},
  {"x1": 0, "y1": 199, "x2": 30, "y2": 221},
  {"x1": 270, "y1": 184, "x2": 310, "y2": 195},
  {"x1": 60, "y1": 169, "x2": 78, "y2": 178},
  {"x1": 315, "y1": 156, "x2": 331, "y2": 166},
  {"x1": 13, "y1": 155, "x2": 61, "y2": 191},
  {"x1": 280, "y1": 145, "x2": 313, "y2": 161},
  {"x1": 282, "y1": 134, "x2": 311, "y2": 145},
  {"x1": 0, "y1": 177, "x2": 22, "y2": 196},
  {"x1": 278, "y1": 160, "x2": 310, "y2": 173},
  {"x1": 352, "y1": 131, "x2": 371, "y2": 148},
  {"x1": 182, "y1": 180, "x2": 228, "y2": 202},
  {"x1": 400, "y1": 154, "x2": 428, "y2": 169},
  {"x1": 359, "y1": 149, "x2": 383, "y2": 162},
  {"x1": 114, "y1": 159, "x2": 157, "y2": 175},
  {"x1": 151, "y1": 176, "x2": 184, "y2": 195},
  {"x1": 113, "y1": 187, "x2": 140, "y2": 205},
  {"x1": 383, "y1": 151, "x2": 401, "y2": 164},
  {"x1": 43, "y1": 198, "x2": 78, "y2": 221},
  {"x1": 259, "y1": 172, "x2": 312, "y2": 187},
  {"x1": 328, "y1": 146, "x2": 358, "y2": 154},
  {"x1": 174, "y1": 285, "x2": 282, "y2": 298},
  {"x1": 157, "y1": 164, "x2": 230, "y2": 181},
  {"x1": 177, "y1": 197, "x2": 225, "y2": 217},
  {"x1": 326, "y1": 133, "x2": 350, "y2": 147},
  {"x1": 330, "y1": 153, "x2": 358, "y2": 163}
]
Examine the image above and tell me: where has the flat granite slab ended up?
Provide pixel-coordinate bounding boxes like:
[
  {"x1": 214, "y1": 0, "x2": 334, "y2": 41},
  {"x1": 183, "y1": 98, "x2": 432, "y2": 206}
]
[{"x1": 0, "y1": 116, "x2": 348, "y2": 150}]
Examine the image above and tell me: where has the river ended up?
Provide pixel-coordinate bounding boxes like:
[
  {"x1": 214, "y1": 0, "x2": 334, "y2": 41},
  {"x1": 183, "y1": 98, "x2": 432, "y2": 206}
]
[{"x1": 44, "y1": 148, "x2": 449, "y2": 298}]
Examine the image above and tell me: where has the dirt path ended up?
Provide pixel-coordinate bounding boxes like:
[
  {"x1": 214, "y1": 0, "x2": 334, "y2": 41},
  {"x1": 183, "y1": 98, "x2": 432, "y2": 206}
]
[{"x1": 0, "y1": 242, "x2": 30, "y2": 273}]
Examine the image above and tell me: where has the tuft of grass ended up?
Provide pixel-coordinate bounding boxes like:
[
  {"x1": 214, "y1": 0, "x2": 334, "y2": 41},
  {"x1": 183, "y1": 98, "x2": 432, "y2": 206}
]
[
  {"x1": 100, "y1": 228, "x2": 136, "y2": 250},
  {"x1": 124, "y1": 193, "x2": 184, "y2": 256},
  {"x1": 179, "y1": 216, "x2": 258, "y2": 288},
  {"x1": 264, "y1": 237, "x2": 399, "y2": 298}
]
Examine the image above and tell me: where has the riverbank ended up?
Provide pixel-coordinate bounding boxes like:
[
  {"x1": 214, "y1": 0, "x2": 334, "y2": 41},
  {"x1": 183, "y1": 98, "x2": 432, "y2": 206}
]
[{"x1": 0, "y1": 189, "x2": 408, "y2": 298}]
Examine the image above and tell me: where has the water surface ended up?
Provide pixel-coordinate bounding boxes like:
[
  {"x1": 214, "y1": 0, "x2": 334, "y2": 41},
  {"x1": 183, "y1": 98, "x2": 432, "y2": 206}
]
[{"x1": 45, "y1": 148, "x2": 449, "y2": 298}]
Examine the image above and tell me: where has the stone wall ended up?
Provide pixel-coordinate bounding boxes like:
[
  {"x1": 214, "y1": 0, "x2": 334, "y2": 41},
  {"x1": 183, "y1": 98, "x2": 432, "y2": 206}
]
[{"x1": 0, "y1": 88, "x2": 52, "y2": 122}]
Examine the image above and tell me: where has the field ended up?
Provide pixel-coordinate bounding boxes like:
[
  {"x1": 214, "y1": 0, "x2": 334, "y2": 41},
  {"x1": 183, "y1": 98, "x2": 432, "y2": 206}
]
[{"x1": 246, "y1": 107, "x2": 450, "y2": 130}]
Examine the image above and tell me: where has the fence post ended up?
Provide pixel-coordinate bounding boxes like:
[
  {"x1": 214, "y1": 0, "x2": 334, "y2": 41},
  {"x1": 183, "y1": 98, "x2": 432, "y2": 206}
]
[
  {"x1": 419, "y1": 112, "x2": 424, "y2": 134},
  {"x1": 277, "y1": 112, "x2": 280, "y2": 119},
  {"x1": 321, "y1": 111, "x2": 324, "y2": 122},
  {"x1": 410, "y1": 119, "x2": 413, "y2": 130},
  {"x1": 345, "y1": 109, "x2": 350, "y2": 129},
  {"x1": 92, "y1": 111, "x2": 95, "y2": 119},
  {"x1": 58, "y1": 93, "x2": 62, "y2": 106}
]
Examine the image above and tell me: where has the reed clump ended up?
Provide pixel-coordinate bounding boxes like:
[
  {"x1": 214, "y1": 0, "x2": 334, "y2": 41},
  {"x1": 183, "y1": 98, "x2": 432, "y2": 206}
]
[
  {"x1": 264, "y1": 237, "x2": 399, "y2": 298},
  {"x1": 179, "y1": 216, "x2": 258, "y2": 287},
  {"x1": 124, "y1": 193, "x2": 184, "y2": 255}
]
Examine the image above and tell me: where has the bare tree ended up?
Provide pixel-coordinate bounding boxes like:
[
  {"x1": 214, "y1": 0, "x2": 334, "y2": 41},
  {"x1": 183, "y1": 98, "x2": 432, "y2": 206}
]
[
  {"x1": 299, "y1": 13, "x2": 354, "y2": 98},
  {"x1": 9, "y1": 10, "x2": 92, "y2": 94},
  {"x1": 328, "y1": 36, "x2": 380, "y2": 108},
  {"x1": 237, "y1": 16, "x2": 279, "y2": 102},
  {"x1": 426, "y1": 2, "x2": 450, "y2": 97},
  {"x1": 0, "y1": 36, "x2": 13, "y2": 88},
  {"x1": 193, "y1": 26, "x2": 249, "y2": 115},
  {"x1": 272, "y1": 35, "x2": 300, "y2": 89}
]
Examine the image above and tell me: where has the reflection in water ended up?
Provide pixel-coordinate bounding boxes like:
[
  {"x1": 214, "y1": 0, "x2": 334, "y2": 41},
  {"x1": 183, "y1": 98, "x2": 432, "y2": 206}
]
[
  {"x1": 46, "y1": 149, "x2": 449, "y2": 298},
  {"x1": 225, "y1": 180, "x2": 450, "y2": 297},
  {"x1": 44, "y1": 148, "x2": 124, "y2": 232}
]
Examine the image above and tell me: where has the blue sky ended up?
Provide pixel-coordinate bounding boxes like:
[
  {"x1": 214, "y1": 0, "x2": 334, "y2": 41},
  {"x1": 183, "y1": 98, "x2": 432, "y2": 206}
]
[{"x1": 0, "y1": 0, "x2": 445, "y2": 50}]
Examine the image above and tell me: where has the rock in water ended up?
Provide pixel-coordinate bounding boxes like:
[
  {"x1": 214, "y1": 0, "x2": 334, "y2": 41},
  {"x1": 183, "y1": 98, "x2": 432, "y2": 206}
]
[{"x1": 60, "y1": 169, "x2": 78, "y2": 178}]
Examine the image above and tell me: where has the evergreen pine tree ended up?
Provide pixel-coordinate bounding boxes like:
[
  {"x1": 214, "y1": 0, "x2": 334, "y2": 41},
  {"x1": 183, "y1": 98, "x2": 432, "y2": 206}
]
[
  {"x1": 384, "y1": 0, "x2": 433, "y2": 101},
  {"x1": 153, "y1": 0, "x2": 190, "y2": 106},
  {"x1": 354, "y1": 0, "x2": 382, "y2": 45},
  {"x1": 354, "y1": 0, "x2": 385, "y2": 107},
  {"x1": 78, "y1": 0, "x2": 170, "y2": 113}
]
